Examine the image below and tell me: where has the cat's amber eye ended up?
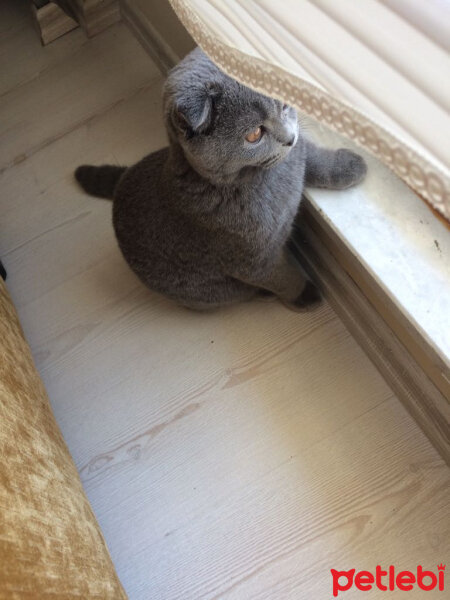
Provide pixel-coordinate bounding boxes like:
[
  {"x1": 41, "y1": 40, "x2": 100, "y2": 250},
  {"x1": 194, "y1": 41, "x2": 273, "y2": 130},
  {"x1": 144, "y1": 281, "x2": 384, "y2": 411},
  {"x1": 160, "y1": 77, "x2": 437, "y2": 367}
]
[{"x1": 245, "y1": 126, "x2": 263, "y2": 143}]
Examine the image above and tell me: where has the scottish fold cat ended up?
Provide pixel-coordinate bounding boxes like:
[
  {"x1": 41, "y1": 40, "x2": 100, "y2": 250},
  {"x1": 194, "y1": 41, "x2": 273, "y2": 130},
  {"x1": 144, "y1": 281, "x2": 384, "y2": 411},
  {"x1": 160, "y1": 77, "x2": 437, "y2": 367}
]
[{"x1": 75, "y1": 48, "x2": 366, "y2": 309}]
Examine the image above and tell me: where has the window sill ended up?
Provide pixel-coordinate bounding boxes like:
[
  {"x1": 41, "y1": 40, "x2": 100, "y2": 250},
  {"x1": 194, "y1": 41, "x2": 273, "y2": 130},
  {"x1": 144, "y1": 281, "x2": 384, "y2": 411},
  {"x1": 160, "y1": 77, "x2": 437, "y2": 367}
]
[{"x1": 294, "y1": 120, "x2": 449, "y2": 461}]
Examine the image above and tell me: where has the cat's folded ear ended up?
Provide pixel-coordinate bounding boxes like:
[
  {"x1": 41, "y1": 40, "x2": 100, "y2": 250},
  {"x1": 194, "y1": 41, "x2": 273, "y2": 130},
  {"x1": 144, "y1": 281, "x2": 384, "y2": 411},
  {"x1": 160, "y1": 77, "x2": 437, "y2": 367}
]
[{"x1": 172, "y1": 83, "x2": 219, "y2": 136}]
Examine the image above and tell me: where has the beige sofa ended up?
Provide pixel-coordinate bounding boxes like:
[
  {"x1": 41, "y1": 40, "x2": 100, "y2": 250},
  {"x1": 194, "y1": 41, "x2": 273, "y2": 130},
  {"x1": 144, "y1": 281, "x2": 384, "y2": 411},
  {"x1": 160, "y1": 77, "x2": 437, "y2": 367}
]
[{"x1": 0, "y1": 279, "x2": 126, "y2": 599}]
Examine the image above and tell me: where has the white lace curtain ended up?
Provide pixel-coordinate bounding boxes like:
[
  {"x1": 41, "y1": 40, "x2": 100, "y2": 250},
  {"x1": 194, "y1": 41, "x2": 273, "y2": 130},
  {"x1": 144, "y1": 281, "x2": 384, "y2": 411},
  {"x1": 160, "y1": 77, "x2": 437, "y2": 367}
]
[{"x1": 168, "y1": 0, "x2": 450, "y2": 221}]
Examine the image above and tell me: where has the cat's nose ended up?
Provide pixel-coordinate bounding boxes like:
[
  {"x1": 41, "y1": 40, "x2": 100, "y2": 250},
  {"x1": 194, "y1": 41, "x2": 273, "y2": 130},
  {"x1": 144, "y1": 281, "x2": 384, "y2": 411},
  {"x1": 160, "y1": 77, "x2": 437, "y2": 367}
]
[{"x1": 283, "y1": 135, "x2": 296, "y2": 147}]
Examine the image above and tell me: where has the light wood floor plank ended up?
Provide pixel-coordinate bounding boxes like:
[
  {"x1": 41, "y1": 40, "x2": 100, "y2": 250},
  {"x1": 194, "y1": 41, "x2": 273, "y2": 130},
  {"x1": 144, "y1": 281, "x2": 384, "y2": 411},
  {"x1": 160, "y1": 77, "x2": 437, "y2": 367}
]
[
  {"x1": 0, "y1": 1, "x2": 83, "y2": 98},
  {"x1": 0, "y1": 20, "x2": 160, "y2": 172}
]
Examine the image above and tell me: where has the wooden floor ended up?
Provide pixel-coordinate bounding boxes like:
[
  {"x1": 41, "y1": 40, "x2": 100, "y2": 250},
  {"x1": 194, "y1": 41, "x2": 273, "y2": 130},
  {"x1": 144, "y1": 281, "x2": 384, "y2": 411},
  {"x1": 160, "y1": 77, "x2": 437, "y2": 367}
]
[{"x1": 1, "y1": 3, "x2": 449, "y2": 599}]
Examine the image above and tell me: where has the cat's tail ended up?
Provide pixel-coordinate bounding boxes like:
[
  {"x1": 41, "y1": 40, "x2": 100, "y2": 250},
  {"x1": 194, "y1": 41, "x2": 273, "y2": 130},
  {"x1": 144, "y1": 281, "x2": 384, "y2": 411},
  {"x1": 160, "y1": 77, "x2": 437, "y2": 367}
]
[{"x1": 74, "y1": 164, "x2": 127, "y2": 199}]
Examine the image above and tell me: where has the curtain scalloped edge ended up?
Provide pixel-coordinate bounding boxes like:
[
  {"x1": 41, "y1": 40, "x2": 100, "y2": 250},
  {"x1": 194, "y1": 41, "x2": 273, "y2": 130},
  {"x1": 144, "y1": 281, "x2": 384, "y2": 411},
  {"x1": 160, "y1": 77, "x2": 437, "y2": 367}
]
[{"x1": 168, "y1": 0, "x2": 450, "y2": 222}]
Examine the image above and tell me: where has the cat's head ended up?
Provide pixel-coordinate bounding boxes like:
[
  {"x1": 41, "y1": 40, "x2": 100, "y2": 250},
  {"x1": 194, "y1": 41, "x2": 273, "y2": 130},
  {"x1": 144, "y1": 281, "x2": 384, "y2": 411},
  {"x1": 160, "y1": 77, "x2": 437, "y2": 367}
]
[{"x1": 164, "y1": 48, "x2": 299, "y2": 184}]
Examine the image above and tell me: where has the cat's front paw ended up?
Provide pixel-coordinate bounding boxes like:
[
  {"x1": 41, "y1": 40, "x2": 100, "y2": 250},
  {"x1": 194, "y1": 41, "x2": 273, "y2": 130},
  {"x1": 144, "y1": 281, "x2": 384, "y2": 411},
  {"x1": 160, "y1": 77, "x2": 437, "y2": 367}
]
[{"x1": 331, "y1": 148, "x2": 367, "y2": 189}]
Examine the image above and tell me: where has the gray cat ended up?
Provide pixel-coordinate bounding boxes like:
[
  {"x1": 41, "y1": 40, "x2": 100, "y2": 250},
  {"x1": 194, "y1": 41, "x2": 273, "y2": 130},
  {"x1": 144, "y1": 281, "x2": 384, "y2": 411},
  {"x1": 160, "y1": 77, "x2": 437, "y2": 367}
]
[{"x1": 75, "y1": 48, "x2": 366, "y2": 310}]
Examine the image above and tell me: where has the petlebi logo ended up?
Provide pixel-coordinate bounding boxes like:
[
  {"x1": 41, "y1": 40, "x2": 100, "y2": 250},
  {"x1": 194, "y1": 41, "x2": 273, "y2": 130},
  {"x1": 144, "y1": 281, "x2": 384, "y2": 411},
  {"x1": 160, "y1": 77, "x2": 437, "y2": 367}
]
[{"x1": 330, "y1": 564, "x2": 445, "y2": 597}]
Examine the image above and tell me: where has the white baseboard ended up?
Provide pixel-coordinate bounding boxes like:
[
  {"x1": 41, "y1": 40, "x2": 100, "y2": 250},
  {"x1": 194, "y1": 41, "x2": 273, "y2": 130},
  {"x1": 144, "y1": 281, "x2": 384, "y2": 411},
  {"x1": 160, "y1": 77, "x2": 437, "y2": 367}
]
[
  {"x1": 120, "y1": 0, "x2": 181, "y2": 74},
  {"x1": 293, "y1": 197, "x2": 449, "y2": 464}
]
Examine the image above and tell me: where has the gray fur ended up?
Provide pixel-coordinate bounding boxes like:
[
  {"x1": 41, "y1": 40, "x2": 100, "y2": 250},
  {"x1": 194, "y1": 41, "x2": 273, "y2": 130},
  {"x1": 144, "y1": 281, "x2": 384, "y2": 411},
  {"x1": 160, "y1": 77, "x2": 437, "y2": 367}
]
[
  {"x1": 75, "y1": 164, "x2": 126, "y2": 198},
  {"x1": 75, "y1": 48, "x2": 367, "y2": 309}
]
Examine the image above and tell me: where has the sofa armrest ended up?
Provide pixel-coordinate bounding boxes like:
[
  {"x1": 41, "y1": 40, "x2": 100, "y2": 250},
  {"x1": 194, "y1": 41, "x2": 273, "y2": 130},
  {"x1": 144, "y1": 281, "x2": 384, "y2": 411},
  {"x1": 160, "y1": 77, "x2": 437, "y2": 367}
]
[{"x1": 0, "y1": 280, "x2": 127, "y2": 599}]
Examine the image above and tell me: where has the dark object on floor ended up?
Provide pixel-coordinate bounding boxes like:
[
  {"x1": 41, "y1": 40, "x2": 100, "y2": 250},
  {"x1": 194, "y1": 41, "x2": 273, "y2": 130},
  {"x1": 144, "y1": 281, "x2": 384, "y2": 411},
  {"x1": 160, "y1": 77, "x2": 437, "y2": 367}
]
[{"x1": 0, "y1": 261, "x2": 6, "y2": 281}]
